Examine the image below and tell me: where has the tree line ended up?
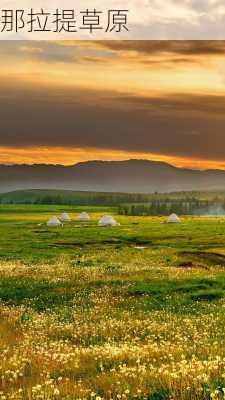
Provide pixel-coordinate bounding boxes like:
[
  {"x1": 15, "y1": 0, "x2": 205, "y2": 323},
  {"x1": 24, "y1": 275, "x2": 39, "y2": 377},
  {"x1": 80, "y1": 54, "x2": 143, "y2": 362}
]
[
  {"x1": 0, "y1": 190, "x2": 156, "y2": 206},
  {"x1": 118, "y1": 199, "x2": 225, "y2": 216}
]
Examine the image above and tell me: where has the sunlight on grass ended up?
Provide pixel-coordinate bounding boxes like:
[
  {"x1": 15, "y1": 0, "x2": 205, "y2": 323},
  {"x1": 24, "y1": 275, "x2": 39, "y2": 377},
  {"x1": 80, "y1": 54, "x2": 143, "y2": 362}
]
[{"x1": 0, "y1": 207, "x2": 224, "y2": 399}]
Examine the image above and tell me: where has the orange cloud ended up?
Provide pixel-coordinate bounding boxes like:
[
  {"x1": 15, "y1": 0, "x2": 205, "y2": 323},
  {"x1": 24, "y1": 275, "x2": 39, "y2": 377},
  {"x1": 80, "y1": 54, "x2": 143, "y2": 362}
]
[
  {"x1": 1, "y1": 146, "x2": 225, "y2": 170},
  {"x1": 0, "y1": 41, "x2": 225, "y2": 169}
]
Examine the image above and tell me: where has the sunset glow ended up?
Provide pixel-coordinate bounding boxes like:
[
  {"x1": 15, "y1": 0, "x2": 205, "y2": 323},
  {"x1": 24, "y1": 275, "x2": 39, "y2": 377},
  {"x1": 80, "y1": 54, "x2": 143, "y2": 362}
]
[
  {"x1": 1, "y1": 41, "x2": 225, "y2": 169},
  {"x1": 1, "y1": 146, "x2": 225, "y2": 171}
]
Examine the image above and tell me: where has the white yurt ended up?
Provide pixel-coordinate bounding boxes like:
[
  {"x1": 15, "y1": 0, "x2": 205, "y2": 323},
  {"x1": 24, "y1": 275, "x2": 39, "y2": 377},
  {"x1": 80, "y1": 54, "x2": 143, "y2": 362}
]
[
  {"x1": 167, "y1": 213, "x2": 181, "y2": 223},
  {"x1": 98, "y1": 215, "x2": 120, "y2": 227},
  {"x1": 78, "y1": 212, "x2": 91, "y2": 222},
  {"x1": 60, "y1": 212, "x2": 71, "y2": 222},
  {"x1": 47, "y1": 216, "x2": 62, "y2": 227}
]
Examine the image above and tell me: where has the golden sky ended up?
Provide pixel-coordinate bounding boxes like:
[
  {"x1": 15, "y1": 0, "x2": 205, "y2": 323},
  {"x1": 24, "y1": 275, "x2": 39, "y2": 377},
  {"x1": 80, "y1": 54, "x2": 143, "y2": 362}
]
[{"x1": 1, "y1": 40, "x2": 225, "y2": 169}]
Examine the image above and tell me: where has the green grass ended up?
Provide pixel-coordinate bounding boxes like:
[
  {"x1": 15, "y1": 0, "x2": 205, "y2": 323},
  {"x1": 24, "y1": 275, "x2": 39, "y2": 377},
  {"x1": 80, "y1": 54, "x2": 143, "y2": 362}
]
[
  {"x1": 0, "y1": 204, "x2": 225, "y2": 264},
  {"x1": 129, "y1": 276, "x2": 225, "y2": 311},
  {"x1": 1, "y1": 205, "x2": 225, "y2": 398},
  {"x1": 0, "y1": 205, "x2": 225, "y2": 312},
  {"x1": 0, "y1": 277, "x2": 78, "y2": 311},
  {"x1": 0, "y1": 205, "x2": 224, "y2": 312}
]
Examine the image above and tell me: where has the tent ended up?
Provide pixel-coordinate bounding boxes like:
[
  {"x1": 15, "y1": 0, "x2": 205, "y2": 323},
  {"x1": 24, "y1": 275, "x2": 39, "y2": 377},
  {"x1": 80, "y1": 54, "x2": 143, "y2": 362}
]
[
  {"x1": 78, "y1": 212, "x2": 91, "y2": 222},
  {"x1": 60, "y1": 212, "x2": 71, "y2": 222},
  {"x1": 167, "y1": 213, "x2": 181, "y2": 223},
  {"x1": 47, "y1": 216, "x2": 62, "y2": 227},
  {"x1": 98, "y1": 215, "x2": 120, "y2": 227}
]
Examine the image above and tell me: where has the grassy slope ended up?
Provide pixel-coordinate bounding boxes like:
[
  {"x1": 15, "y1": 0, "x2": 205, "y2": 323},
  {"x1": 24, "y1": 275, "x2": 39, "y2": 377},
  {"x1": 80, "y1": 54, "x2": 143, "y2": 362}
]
[
  {"x1": 2, "y1": 189, "x2": 225, "y2": 205},
  {"x1": 0, "y1": 204, "x2": 224, "y2": 263},
  {"x1": 1, "y1": 206, "x2": 225, "y2": 398},
  {"x1": 0, "y1": 190, "x2": 150, "y2": 205}
]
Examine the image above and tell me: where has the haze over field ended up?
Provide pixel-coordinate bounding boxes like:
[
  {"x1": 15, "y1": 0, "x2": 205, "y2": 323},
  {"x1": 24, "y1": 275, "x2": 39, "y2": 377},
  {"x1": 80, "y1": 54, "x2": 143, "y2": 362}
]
[
  {"x1": 2, "y1": 160, "x2": 225, "y2": 193},
  {"x1": 1, "y1": 41, "x2": 225, "y2": 174}
]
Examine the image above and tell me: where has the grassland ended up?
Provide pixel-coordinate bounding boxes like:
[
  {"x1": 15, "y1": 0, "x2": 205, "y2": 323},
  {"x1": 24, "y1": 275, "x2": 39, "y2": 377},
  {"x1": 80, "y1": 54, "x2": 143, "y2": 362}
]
[
  {"x1": 1, "y1": 189, "x2": 225, "y2": 206},
  {"x1": 1, "y1": 205, "x2": 225, "y2": 399}
]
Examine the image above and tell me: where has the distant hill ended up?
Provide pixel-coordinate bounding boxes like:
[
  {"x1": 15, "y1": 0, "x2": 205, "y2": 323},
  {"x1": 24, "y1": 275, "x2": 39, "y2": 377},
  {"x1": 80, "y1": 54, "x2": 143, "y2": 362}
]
[
  {"x1": 0, "y1": 189, "x2": 149, "y2": 206},
  {"x1": 1, "y1": 159, "x2": 225, "y2": 193}
]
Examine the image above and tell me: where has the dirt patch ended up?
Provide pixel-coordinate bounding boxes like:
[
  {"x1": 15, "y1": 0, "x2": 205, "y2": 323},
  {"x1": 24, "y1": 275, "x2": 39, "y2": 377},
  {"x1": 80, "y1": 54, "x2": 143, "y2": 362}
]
[
  {"x1": 50, "y1": 241, "x2": 87, "y2": 248},
  {"x1": 50, "y1": 237, "x2": 152, "y2": 249},
  {"x1": 180, "y1": 251, "x2": 225, "y2": 266},
  {"x1": 177, "y1": 261, "x2": 209, "y2": 270},
  {"x1": 134, "y1": 246, "x2": 149, "y2": 250},
  {"x1": 50, "y1": 239, "x2": 122, "y2": 248},
  {"x1": 34, "y1": 230, "x2": 59, "y2": 234}
]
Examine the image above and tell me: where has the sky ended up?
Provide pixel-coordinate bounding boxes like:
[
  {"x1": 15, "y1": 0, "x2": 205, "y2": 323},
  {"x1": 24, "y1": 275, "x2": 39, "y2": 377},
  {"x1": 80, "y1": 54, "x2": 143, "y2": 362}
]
[
  {"x1": 3, "y1": 0, "x2": 225, "y2": 39},
  {"x1": 1, "y1": 40, "x2": 225, "y2": 169}
]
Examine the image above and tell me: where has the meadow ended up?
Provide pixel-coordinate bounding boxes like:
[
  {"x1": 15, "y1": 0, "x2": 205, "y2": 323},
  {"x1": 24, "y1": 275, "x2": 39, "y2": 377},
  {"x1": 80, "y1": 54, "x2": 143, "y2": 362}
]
[{"x1": 1, "y1": 205, "x2": 225, "y2": 399}]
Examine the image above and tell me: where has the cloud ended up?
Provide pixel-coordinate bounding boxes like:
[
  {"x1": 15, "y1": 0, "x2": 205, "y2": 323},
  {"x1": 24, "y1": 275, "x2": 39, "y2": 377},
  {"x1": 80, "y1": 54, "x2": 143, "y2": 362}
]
[
  {"x1": 0, "y1": 41, "x2": 116, "y2": 66},
  {"x1": 97, "y1": 40, "x2": 225, "y2": 57},
  {"x1": 2, "y1": 0, "x2": 225, "y2": 39},
  {"x1": 0, "y1": 39, "x2": 225, "y2": 167},
  {"x1": 1, "y1": 40, "x2": 224, "y2": 72},
  {"x1": 5, "y1": 40, "x2": 225, "y2": 69},
  {"x1": 1, "y1": 79, "x2": 225, "y2": 162},
  {"x1": 80, "y1": 55, "x2": 113, "y2": 64}
]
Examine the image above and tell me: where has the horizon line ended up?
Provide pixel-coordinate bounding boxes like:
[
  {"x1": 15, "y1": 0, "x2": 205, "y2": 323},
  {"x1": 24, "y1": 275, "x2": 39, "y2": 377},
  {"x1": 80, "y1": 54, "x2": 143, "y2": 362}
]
[{"x1": 0, "y1": 158, "x2": 224, "y2": 172}]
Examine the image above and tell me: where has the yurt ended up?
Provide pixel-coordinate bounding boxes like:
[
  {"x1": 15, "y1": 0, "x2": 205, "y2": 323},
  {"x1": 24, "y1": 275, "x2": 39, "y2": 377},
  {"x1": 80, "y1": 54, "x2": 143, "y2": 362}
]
[
  {"x1": 167, "y1": 213, "x2": 181, "y2": 223},
  {"x1": 60, "y1": 212, "x2": 71, "y2": 222},
  {"x1": 78, "y1": 212, "x2": 91, "y2": 222},
  {"x1": 98, "y1": 215, "x2": 120, "y2": 227},
  {"x1": 47, "y1": 216, "x2": 62, "y2": 227}
]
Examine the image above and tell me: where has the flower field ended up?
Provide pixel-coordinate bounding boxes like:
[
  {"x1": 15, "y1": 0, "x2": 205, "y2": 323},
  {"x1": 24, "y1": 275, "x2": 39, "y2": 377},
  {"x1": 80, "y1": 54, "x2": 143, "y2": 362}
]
[{"x1": 0, "y1": 206, "x2": 225, "y2": 399}]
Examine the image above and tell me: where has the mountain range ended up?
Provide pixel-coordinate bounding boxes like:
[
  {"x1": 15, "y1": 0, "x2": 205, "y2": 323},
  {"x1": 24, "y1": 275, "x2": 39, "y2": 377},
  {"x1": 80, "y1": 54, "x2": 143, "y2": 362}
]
[{"x1": 1, "y1": 159, "x2": 225, "y2": 193}]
